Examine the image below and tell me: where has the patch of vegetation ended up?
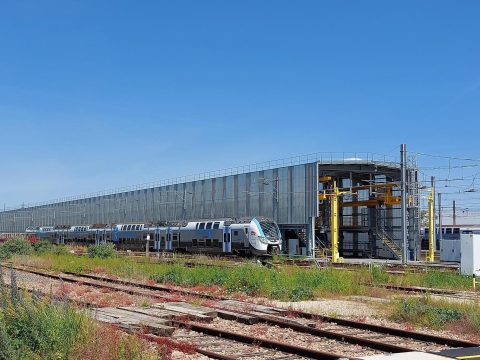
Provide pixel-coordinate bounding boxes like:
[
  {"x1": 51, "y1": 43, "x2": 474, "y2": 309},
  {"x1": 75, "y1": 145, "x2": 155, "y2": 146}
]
[
  {"x1": 87, "y1": 243, "x2": 118, "y2": 259},
  {"x1": 33, "y1": 240, "x2": 55, "y2": 253},
  {"x1": 0, "y1": 267, "x2": 161, "y2": 359},
  {"x1": 386, "y1": 269, "x2": 473, "y2": 290},
  {"x1": 10, "y1": 251, "x2": 478, "y2": 302},
  {"x1": 0, "y1": 238, "x2": 32, "y2": 260},
  {"x1": 150, "y1": 263, "x2": 364, "y2": 300},
  {"x1": 390, "y1": 296, "x2": 480, "y2": 333}
]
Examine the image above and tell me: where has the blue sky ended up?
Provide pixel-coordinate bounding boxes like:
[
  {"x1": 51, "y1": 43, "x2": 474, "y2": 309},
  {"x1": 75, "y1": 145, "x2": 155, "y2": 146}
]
[{"x1": 1, "y1": 1, "x2": 479, "y2": 213}]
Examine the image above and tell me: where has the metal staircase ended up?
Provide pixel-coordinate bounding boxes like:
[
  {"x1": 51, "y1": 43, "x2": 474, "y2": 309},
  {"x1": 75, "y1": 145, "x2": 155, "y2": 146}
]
[
  {"x1": 375, "y1": 228, "x2": 402, "y2": 259},
  {"x1": 314, "y1": 235, "x2": 330, "y2": 259}
]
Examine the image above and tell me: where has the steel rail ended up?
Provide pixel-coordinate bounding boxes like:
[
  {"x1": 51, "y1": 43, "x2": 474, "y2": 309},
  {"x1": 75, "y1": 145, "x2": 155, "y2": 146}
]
[
  {"x1": 174, "y1": 321, "x2": 352, "y2": 360},
  {"x1": 8, "y1": 264, "x2": 479, "y2": 349},
  {"x1": 290, "y1": 310, "x2": 479, "y2": 348},
  {"x1": 254, "y1": 313, "x2": 414, "y2": 353},
  {"x1": 58, "y1": 267, "x2": 480, "y2": 348}
]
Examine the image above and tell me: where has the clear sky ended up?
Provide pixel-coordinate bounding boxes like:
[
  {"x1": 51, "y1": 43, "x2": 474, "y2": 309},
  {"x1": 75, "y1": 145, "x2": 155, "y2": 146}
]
[{"x1": 1, "y1": 1, "x2": 479, "y2": 219}]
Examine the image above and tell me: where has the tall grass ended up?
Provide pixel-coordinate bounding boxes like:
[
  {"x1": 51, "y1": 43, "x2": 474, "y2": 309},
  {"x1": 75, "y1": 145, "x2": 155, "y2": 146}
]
[
  {"x1": 9, "y1": 251, "x2": 478, "y2": 301},
  {"x1": 390, "y1": 296, "x2": 480, "y2": 336},
  {"x1": 0, "y1": 267, "x2": 161, "y2": 359}
]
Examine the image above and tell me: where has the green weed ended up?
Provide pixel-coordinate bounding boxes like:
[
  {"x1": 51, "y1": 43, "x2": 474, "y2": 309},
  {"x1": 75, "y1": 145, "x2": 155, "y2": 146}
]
[
  {"x1": 391, "y1": 296, "x2": 480, "y2": 333},
  {"x1": 0, "y1": 267, "x2": 161, "y2": 359},
  {"x1": 0, "y1": 238, "x2": 32, "y2": 260},
  {"x1": 87, "y1": 243, "x2": 118, "y2": 259}
]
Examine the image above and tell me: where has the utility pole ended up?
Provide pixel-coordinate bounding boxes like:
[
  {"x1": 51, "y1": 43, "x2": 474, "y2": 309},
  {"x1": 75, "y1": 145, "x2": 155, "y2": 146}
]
[
  {"x1": 400, "y1": 144, "x2": 408, "y2": 264},
  {"x1": 453, "y1": 200, "x2": 456, "y2": 226},
  {"x1": 431, "y1": 176, "x2": 436, "y2": 252}
]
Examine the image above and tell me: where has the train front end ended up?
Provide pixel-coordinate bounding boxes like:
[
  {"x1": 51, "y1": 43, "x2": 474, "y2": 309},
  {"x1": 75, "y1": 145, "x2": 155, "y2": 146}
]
[{"x1": 249, "y1": 217, "x2": 282, "y2": 255}]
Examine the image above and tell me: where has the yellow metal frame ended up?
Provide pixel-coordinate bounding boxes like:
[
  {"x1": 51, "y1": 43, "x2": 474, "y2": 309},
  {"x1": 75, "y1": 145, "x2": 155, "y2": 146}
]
[
  {"x1": 331, "y1": 181, "x2": 344, "y2": 263},
  {"x1": 427, "y1": 190, "x2": 435, "y2": 262}
]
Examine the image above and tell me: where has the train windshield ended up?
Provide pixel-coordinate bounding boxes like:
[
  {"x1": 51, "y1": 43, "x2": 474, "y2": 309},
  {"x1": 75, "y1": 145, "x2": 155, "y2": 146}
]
[{"x1": 259, "y1": 220, "x2": 280, "y2": 240}]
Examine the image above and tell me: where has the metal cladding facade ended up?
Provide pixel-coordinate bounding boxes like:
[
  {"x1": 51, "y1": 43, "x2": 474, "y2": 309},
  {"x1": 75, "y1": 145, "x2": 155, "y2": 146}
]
[{"x1": 0, "y1": 162, "x2": 318, "y2": 232}]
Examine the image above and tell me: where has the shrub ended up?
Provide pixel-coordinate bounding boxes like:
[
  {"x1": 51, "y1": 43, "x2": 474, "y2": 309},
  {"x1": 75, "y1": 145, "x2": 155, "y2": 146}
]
[
  {"x1": 33, "y1": 240, "x2": 55, "y2": 253},
  {"x1": 392, "y1": 296, "x2": 469, "y2": 329},
  {"x1": 0, "y1": 238, "x2": 32, "y2": 260},
  {"x1": 87, "y1": 243, "x2": 118, "y2": 259}
]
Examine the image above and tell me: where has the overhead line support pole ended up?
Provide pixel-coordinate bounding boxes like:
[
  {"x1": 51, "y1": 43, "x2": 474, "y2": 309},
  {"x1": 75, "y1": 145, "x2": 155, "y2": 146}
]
[
  {"x1": 400, "y1": 144, "x2": 408, "y2": 264},
  {"x1": 438, "y1": 192, "x2": 442, "y2": 248}
]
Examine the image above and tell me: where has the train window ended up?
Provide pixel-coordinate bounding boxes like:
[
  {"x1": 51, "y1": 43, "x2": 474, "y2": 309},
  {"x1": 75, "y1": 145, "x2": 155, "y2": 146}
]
[
  {"x1": 213, "y1": 222, "x2": 220, "y2": 229},
  {"x1": 173, "y1": 235, "x2": 178, "y2": 241},
  {"x1": 136, "y1": 225, "x2": 140, "y2": 231},
  {"x1": 206, "y1": 239, "x2": 212, "y2": 246},
  {"x1": 199, "y1": 223, "x2": 205, "y2": 230},
  {"x1": 127, "y1": 225, "x2": 132, "y2": 231},
  {"x1": 206, "y1": 222, "x2": 212, "y2": 230},
  {"x1": 453, "y1": 228, "x2": 460, "y2": 234},
  {"x1": 192, "y1": 239, "x2": 197, "y2": 246},
  {"x1": 196, "y1": 223, "x2": 199, "y2": 229},
  {"x1": 213, "y1": 239, "x2": 219, "y2": 247},
  {"x1": 446, "y1": 228, "x2": 452, "y2": 234},
  {"x1": 233, "y1": 230, "x2": 239, "y2": 236},
  {"x1": 244, "y1": 228, "x2": 248, "y2": 234}
]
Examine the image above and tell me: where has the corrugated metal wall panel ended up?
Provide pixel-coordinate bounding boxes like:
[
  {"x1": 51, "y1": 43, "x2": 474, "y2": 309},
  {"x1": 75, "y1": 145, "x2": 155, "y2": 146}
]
[{"x1": 0, "y1": 163, "x2": 318, "y2": 232}]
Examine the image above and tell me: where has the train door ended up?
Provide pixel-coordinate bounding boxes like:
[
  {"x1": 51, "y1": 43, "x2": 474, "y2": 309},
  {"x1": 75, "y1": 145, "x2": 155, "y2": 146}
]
[
  {"x1": 244, "y1": 227, "x2": 249, "y2": 248},
  {"x1": 223, "y1": 226, "x2": 231, "y2": 253},
  {"x1": 154, "y1": 227, "x2": 161, "y2": 252},
  {"x1": 112, "y1": 226, "x2": 119, "y2": 244},
  {"x1": 166, "y1": 227, "x2": 172, "y2": 251},
  {"x1": 95, "y1": 230, "x2": 100, "y2": 245}
]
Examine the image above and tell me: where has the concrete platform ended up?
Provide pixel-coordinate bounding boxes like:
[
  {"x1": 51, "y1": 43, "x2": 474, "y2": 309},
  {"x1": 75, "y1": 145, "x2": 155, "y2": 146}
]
[
  {"x1": 360, "y1": 347, "x2": 480, "y2": 359},
  {"x1": 437, "y1": 346, "x2": 480, "y2": 359}
]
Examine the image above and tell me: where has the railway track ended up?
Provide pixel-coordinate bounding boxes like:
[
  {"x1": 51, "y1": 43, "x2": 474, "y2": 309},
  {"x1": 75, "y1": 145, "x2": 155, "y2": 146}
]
[
  {"x1": 2, "y1": 263, "x2": 478, "y2": 359},
  {"x1": 366, "y1": 282, "x2": 479, "y2": 301}
]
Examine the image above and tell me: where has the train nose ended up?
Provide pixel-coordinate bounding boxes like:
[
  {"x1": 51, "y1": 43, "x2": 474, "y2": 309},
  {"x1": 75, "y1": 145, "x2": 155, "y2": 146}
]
[{"x1": 268, "y1": 245, "x2": 280, "y2": 255}]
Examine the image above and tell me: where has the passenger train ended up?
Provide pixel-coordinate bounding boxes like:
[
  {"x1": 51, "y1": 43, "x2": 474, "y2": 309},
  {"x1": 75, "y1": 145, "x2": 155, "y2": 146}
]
[{"x1": 26, "y1": 217, "x2": 282, "y2": 256}]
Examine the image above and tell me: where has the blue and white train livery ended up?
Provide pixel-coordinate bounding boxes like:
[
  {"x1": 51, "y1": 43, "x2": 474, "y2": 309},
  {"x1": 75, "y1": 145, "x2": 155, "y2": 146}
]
[{"x1": 28, "y1": 217, "x2": 282, "y2": 256}]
